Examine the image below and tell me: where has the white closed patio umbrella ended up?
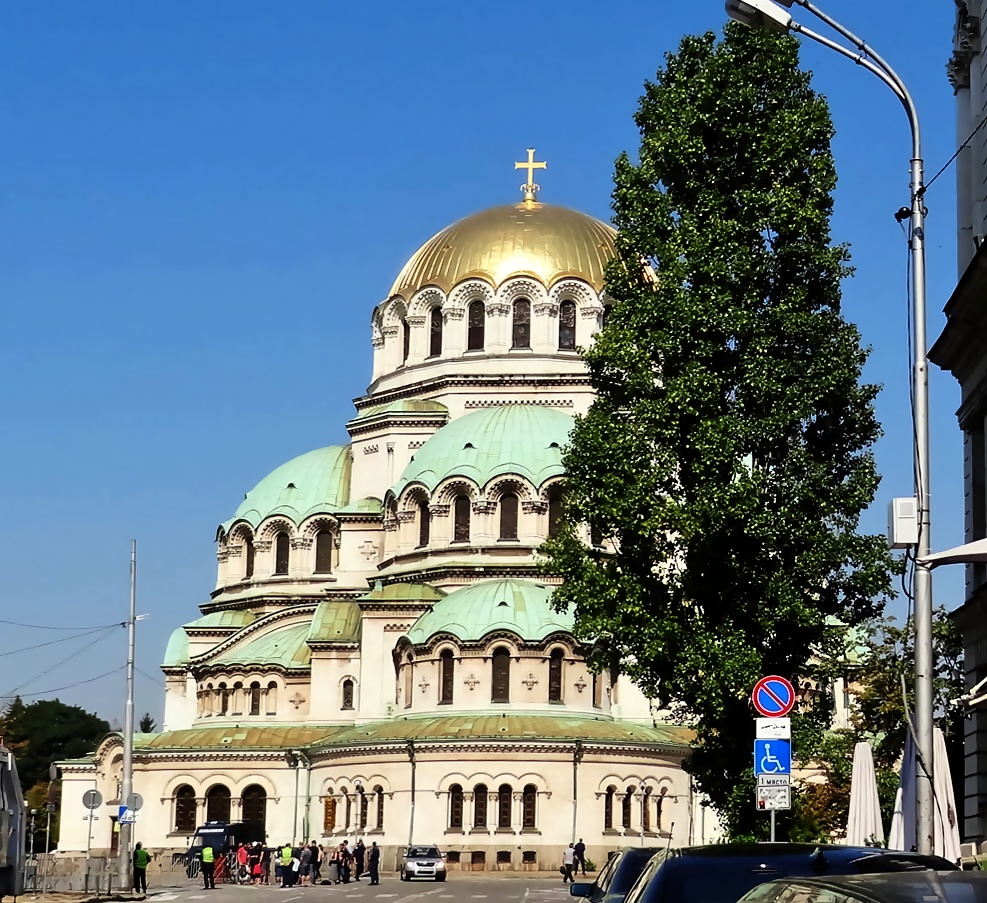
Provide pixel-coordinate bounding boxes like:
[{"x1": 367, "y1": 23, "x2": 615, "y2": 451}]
[
  {"x1": 846, "y1": 741, "x2": 884, "y2": 846},
  {"x1": 888, "y1": 726, "x2": 961, "y2": 862}
]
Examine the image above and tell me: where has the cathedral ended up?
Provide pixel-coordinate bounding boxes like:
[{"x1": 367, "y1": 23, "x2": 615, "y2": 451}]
[{"x1": 57, "y1": 155, "x2": 710, "y2": 869}]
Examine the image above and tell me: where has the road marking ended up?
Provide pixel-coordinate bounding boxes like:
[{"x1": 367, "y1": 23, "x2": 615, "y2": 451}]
[
  {"x1": 472, "y1": 897, "x2": 488, "y2": 899},
  {"x1": 153, "y1": 896, "x2": 178, "y2": 901}
]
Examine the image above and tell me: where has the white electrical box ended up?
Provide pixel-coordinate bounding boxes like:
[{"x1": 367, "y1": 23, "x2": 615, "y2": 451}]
[{"x1": 888, "y1": 497, "x2": 919, "y2": 549}]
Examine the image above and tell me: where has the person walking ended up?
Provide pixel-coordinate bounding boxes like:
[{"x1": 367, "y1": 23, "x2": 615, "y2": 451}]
[
  {"x1": 299, "y1": 843, "x2": 312, "y2": 886},
  {"x1": 339, "y1": 841, "x2": 352, "y2": 884},
  {"x1": 200, "y1": 845, "x2": 216, "y2": 890},
  {"x1": 354, "y1": 839, "x2": 365, "y2": 881},
  {"x1": 133, "y1": 842, "x2": 150, "y2": 893},
  {"x1": 561, "y1": 844, "x2": 576, "y2": 884},
  {"x1": 574, "y1": 838, "x2": 587, "y2": 876},
  {"x1": 368, "y1": 841, "x2": 380, "y2": 885}
]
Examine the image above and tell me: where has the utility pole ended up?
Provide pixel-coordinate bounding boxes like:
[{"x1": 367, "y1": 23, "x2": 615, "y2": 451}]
[{"x1": 117, "y1": 541, "x2": 137, "y2": 887}]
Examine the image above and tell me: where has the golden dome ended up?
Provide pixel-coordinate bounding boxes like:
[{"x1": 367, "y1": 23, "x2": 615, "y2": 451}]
[{"x1": 389, "y1": 203, "x2": 617, "y2": 298}]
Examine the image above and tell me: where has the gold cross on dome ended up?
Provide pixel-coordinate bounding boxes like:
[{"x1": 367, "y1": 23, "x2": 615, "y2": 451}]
[{"x1": 515, "y1": 148, "x2": 547, "y2": 206}]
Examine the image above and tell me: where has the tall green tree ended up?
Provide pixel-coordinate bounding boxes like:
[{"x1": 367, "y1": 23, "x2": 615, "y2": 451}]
[
  {"x1": 139, "y1": 712, "x2": 157, "y2": 733},
  {"x1": 0, "y1": 698, "x2": 109, "y2": 792},
  {"x1": 543, "y1": 24, "x2": 897, "y2": 836}
]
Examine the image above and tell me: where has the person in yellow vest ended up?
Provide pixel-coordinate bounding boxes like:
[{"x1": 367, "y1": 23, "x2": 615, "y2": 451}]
[
  {"x1": 200, "y1": 845, "x2": 216, "y2": 890},
  {"x1": 132, "y1": 842, "x2": 151, "y2": 893},
  {"x1": 279, "y1": 843, "x2": 293, "y2": 888}
]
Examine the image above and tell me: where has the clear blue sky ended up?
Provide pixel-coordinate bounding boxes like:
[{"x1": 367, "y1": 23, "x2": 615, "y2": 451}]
[{"x1": 0, "y1": 1, "x2": 965, "y2": 724}]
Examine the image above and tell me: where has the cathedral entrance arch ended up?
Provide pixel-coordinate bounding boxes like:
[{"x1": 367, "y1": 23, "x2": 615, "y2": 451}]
[
  {"x1": 206, "y1": 784, "x2": 231, "y2": 823},
  {"x1": 241, "y1": 784, "x2": 267, "y2": 829}
]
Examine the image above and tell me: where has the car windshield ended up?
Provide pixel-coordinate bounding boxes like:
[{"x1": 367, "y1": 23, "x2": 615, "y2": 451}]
[
  {"x1": 610, "y1": 851, "x2": 668, "y2": 896},
  {"x1": 407, "y1": 847, "x2": 440, "y2": 858},
  {"x1": 806, "y1": 873, "x2": 987, "y2": 903}
]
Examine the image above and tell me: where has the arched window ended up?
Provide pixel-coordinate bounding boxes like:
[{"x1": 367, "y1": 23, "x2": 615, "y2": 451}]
[
  {"x1": 467, "y1": 301, "x2": 485, "y2": 351},
  {"x1": 418, "y1": 499, "x2": 430, "y2": 547},
  {"x1": 249, "y1": 682, "x2": 261, "y2": 716},
  {"x1": 522, "y1": 784, "x2": 537, "y2": 829},
  {"x1": 218, "y1": 683, "x2": 229, "y2": 715},
  {"x1": 548, "y1": 649, "x2": 564, "y2": 702},
  {"x1": 499, "y1": 493, "x2": 519, "y2": 541},
  {"x1": 559, "y1": 300, "x2": 577, "y2": 350},
  {"x1": 453, "y1": 495, "x2": 471, "y2": 543},
  {"x1": 491, "y1": 647, "x2": 510, "y2": 703},
  {"x1": 604, "y1": 786, "x2": 616, "y2": 831},
  {"x1": 429, "y1": 307, "x2": 443, "y2": 357},
  {"x1": 359, "y1": 787, "x2": 368, "y2": 830},
  {"x1": 657, "y1": 789, "x2": 666, "y2": 833},
  {"x1": 174, "y1": 785, "x2": 196, "y2": 833},
  {"x1": 241, "y1": 785, "x2": 267, "y2": 828},
  {"x1": 473, "y1": 783, "x2": 488, "y2": 829},
  {"x1": 315, "y1": 530, "x2": 333, "y2": 574},
  {"x1": 204, "y1": 683, "x2": 214, "y2": 716},
  {"x1": 622, "y1": 786, "x2": 635, "y2": 830},
  {"x1": 402, "y1": 318, "x2": 410, "y2": 364},
  {"x1": 266, "y1": 681, "x2": 278, "y2": 715},
  {"x1": 344, "y1": 791, "x2": 352, "y2": 829},
  {"x1": 498, "y1": 784, "x2": 512, "y2": 829},
  {"x1": 231, "y1": 681, "x2": 243, "y2": 714},
  {"x1": 602, "y1": 304, "x2": 613, "y2": 329},
  {"x1": 642, "y1": 786, "x2": 652, "y2": 833},
  {"x1": 342, "y1": 679, "x2": 354, "y2": 710},
  {"x1": 512, "y1": 299, "x2": 531, "y2": 349},
  {"x1": 449, "y1": 784, "x2": 464, "y2": 830},
  {"x1": 323, "y1": 796, "x2": 337, "y2": 833},
  {"x1": 404, "y1": 655, "x2": 414, "y2": 707},
  {"x1": 374, "y1": 784, "x2": 385, "y2": 830},
  {"x1": 244, "y1": 537, "x2": 255, "y2": 579},
  {"x1": 439, "y1": 649, "x2": 455, "y2": 704},
  {"x1": 274, "y1": 532, "x2": 290, "y2": 575},
  {"x1": 547, "y1": 486, "x2": 564, "y2": 540},
  {"x1": 206, "y1": 785, "x2": 231, "y2": 823}
]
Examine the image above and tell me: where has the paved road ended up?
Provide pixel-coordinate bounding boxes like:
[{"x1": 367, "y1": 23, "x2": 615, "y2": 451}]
[{"x1": 151, "y1": 876, "x2": 574, "y2": 903}]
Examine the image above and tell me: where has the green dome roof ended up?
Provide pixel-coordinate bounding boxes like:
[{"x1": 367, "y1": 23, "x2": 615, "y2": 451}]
[
  {"x1": 391, "y1": 405, "x2": 572, "y2": 497},
  {"x1": 208, "y1": 622, "x2": 312, "y2": 669},
  {"x1": 406, "y1": 578, "x2": 572, "y2": 645},
  {"x1": 224, "y1": 445, "x2": 352, "y2": 530},
  {"x1": 163, "y1": 627, "x2": 190, "y2": 667}
]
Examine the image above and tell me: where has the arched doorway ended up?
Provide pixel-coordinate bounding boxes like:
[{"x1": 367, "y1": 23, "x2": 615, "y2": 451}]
[
  {"x1": 206, "y1": 784, "x2": 231, "y2": 823},
  {"x1": 241, "y1": 784, "x2": 267, "y2": 829}
]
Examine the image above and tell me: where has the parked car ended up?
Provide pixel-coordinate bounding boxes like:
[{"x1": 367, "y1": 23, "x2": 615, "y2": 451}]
[
  {"x1": 570, "y1": 848, "x2": 667, "y2": 903},
  {"x1": 618, "y1": 844, "x2": 958, "y2": 903},
  {"x1": 736, "y1": 870, "x2": 987, "y2": 903},
  {"x1": 401, "y1": 845, "x2": 446, "y2": 882}
]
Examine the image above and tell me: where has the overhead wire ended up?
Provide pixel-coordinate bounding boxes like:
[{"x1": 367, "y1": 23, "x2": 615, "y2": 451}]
[
  {"x1": 0, "y1": 625, "x2": 119, "y2": 658},
  {"x1": 2, "y1": 629, "x2": 120, "y2": 699},
  {"x1": 0, "y1": 667, "x2": 124, "y2": 700},
  {"x1": 0, "y1": 618, "x2": 125, "y2": 631}
]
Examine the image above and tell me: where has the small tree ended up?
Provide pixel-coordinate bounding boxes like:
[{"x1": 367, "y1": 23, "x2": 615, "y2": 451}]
[
  {"x1": 138, "y1": 713, "x2": 157, "y2": 733},
  {"x1": 543, "y1": 24, "x2": 897, "y2": 837}
]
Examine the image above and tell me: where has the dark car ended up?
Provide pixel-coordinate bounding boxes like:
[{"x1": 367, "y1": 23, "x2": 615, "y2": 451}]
[
  {"x1": 737, "y1": 871, "x2": 987, "y2": 903},
  {"x1": 571, "y1": 848, "x2": 667, "y2": 903},
  {"x1": 619, "y1": 844, "x2": 959, "y2": 903}
]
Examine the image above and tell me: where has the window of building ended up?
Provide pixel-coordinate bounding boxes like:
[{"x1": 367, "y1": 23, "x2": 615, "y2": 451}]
[
  {"x1": 429, "y1": 307, "x2": 443, "y2": 357},
  {"x1": 404, "y1": 655, "x2": 414, "y2": 707},
  {"x1": 548, "y1": 649, "x2": 564, "y2": 702},
  {"x1": 473, "y1": 784, "x2": 488, "y2": 829},
  {"x1": 249, "y1": 682, "x2": 261, "y2": 716},
  {"x1": 499, "y1": 493, "x2": 519, "y2": 540},
  {"x1": 498, "y1": 784, "x2": 512, "y2": 829},
  {"x1": 315, "y1": 530, "x2": 333, "y2": 574},
  {"x1": 622, "y1": 786, "x2": 634, "y2": 829},
  {"x1": 218, "y1": 683, "x2": 229, "y2": 715},
  {"x1": 453, "y1": 496, "x2": 471, "y2": 543},
  {"x1": 522, "y1": 784, "x2": 537, "y2": 829},
  {"x1": 418, "y1": 499, "x2": 430, "y2": 547},
  {"x1": 440, "y1": 649, "x2": 455, "y2": 704},
  {"x1": 274, "y1": 532, "x2": 290, "y2": 575},
  {"x1": 374, "y1": 784, "x2": 385, "y2": 830},
  {"x1": 342, "y1": 679, "x2": 354, "y2": 710},
  {"x1": 206, "y1": 785, "x2": 231, "y2": 823},
  {"x1": 604, "y1": 786, "x2": 616, "y2": 830},
  {"x1": 344, "y1": 792, "x2": 352, "y2": 830},
  {"x1": 174, "y1": 785, "x2": 196, "y2": 833},
  {"x1": 491, "y1": 647, "x2": 510, "y2": 703},
  {"x1": 602, "y1": 304, "x2": 613, "y2": 329},
  {"x1": 323, "y1": 796, "x2": 337, "y2": 833},
  {"x1": 642, "y1": 786, "x2": 652, "y2": 833},
  {"x1": 244, "y1": 538, "x2": 255, "y2": 579},
  {"x1": 266, "y1": 681, "x2": 278, "y2": 715},
  {"x1": 512, "y1": 299, "x2": 531, "y2": 349},
  {"x1": 359, "y1": 788, "x2": 368, "y2": 830},
  {"x1": 241, "y1": 785, "x2": 267, "y2": 828},
  {"x1": 547, "y1": 486, "x2": 564, "y2": 539},
  {"x1": 559, "y1": 300, "x2": 576, "y2": 350},
  {"x1": 401, "y1": 318, "x2": 410, "y2": 365},
  {"x1": 449, "y1": 784, "x2": 464, "y2": 830},
  {"x1": 467, "y1": 301, "x2": 485, "y2": 351}
]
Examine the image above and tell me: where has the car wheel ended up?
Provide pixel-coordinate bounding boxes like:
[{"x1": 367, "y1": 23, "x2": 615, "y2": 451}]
[{"x1": 436, "y1": 874, "x2": 446, "y2": 882}]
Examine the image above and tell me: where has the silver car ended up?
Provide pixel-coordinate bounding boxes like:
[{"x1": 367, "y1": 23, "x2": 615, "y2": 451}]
[{"x1": 401, "y1": 845, "x2": 447, "y2": 881}]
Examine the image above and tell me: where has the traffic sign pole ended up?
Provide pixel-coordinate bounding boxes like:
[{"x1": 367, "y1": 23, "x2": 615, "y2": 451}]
[{"x1": 752, "y1": 676, "x2": 795, "y2": 834}]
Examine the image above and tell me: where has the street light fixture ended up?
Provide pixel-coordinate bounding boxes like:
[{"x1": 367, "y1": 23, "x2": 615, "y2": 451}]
[{"x1": 726, "y1": 0, "x2": 934, "y2": 856}]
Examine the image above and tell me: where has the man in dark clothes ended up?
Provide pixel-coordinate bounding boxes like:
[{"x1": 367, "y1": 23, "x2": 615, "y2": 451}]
[
  {"x1": 354, "y1": 840, "x2": 365, "y2": 880},
  {"x1": 368, "y1": 842, "x2": 381, "y2": 885},
  {"x1": 574, "y1": 838, "x2": 587, "y2": 875},
  {"x1": 200, "y1": 846, "x2": 216, "y2": 890}
]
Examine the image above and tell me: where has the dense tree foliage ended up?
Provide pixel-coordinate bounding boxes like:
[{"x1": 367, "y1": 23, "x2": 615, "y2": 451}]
[{"x1": 543, "y1": 24, "x2": 897, "y2": 836}]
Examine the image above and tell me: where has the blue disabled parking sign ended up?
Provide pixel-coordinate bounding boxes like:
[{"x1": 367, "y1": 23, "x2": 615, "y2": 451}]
[{"x1": 754, "y1": 739, "x2": 791, "y2": 776}]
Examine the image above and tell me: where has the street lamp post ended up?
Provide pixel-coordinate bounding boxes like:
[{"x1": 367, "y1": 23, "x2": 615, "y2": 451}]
[{"x1": 726, "y1": 0, "x2": 933, "y2": 855}]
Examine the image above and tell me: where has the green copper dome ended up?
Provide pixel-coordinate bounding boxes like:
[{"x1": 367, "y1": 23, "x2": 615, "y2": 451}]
[
  {"x1": 406, "y1": 578, "x2": 572, "y2": 645},
  {"x1": 163, "y1": 627, "x2": 190, "y2": 667},
  {"x1": 223, "y1": 445, "x2": 352, "y2": 530},
  {"x1": 391, "y1": 404, "x2": 573, "y2": 497}
]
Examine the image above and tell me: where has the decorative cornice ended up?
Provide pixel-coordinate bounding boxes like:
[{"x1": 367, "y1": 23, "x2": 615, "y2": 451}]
[{"x1": 464, "y1": 398, "x2": 573, "y2": 408}]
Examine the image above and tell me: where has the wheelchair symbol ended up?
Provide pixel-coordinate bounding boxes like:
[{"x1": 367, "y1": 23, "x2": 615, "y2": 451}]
[
  {"x1": 754, "y1": 739, "x2": 790, "y2": 775},
  {"x1": 759, "y1": 743, "x2": 783, "y2": 774}
]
